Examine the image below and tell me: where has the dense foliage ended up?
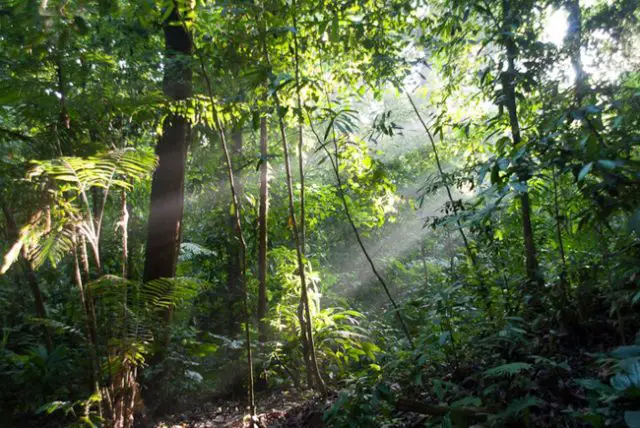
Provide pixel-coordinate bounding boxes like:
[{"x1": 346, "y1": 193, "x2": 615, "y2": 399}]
[{"x1": 0, "y1": 0, "x2": 639, "y2": 427}]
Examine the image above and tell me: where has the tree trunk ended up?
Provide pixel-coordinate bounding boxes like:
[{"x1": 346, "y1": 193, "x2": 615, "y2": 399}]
[
  {"x1": 565, "y1": 0, "x2": 587, "y2": 105},
  {"x1": 291, "y1": 9, "x2": 327, "y2": 394},
  {"x1": 226, "y1": 125, "x2": 244, "y2": 333},
  {"x1": 501, "y1": 0, "x2": 543, "y2": 291},
  {"x1": 552, "y1": 167, "x2": 568, "y2": 304},
  {"x1": 143, "y1": 2, "x2": 192, "y2": 335},
  {"x1": 199, "y1": 55, "x2": 256, "y2": 418},
  {"x1": 257, "y1": 116, "x2": 269, "y2": 343},
  {"x1": 2, "y1": 204, "x2": 53, "y2": 353},
  {"x1": 260, "y1": 21, "x2": 316, "y2": 391},
  {"x1": 72, "y1": 235, "x2": 102, "y2": 416}
]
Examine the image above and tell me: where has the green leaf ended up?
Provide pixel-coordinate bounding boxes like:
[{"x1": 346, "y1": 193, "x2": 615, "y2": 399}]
[
  {"x1": 452, "y1": 396, "x2": 481, "y2": 408},
  {"x1": 575, "y1": 378, "x2": 614, "y2": 394},
  {"x1": 491, "y1": 162, "x2": 500, "y2": 185},
  {"x1": 578, "y1": 162, "x2": 593, "y2": 181},
  {"x1": 625, "y1": 411, "x2": 640, "y2": 428},
  {"x1": 612, "y1": 346, "x2": 640, "y2": 359},
  {"x1": 37, "y1": 400, "x2": 69, "y2": 415},
  {"x1": 585, "y1": 104, "x2": 601, "y2": 114},
  {"x1": 597, "y1": 160, "x2": 618, "y2": 170},
  {"x1": 330, "y1": 15, "x2": 339, "y2": 43},
  {"x1": 483, "y1": 362, "x2": 532, "y2": 378},
  {"x1": 503, "y1": 396, "x2": 542, "y2": 417}
]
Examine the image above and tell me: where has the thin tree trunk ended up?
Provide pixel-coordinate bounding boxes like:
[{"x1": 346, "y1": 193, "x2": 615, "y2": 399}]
[
  {"x1": 2, "y1": 204, "x2": 53, "y2": 353},
  {"x1": 226, "y1": 125, "x2": 244, "y2": 333},
  {"x1": 198, "y1": 56, "x2": 256, "y2": 419},
  {"x1": 292, "y1": 9, "x2": 326, "y2": 395},
  {"x1": 307, "y1": 104, "x2": 414, "y2": 348},
  {"x1": 80, "y1": 235, "x2": 99, "y2": 351},
  {"x1": 56, "y1": 59, "x2": 70, "y2": 131},
  {"x1": 72, "y1": 237, "x2": 102, "y2": 416},
  {"x1": 275, "y1": 109, "x2": 324, "y2": 393},
  {"x1": 115, "y1": 190, "x2": 137, "y2": 428},
  {"x1": 120, "y1": 191, "x2": 129, "y2": 339},
  {"x1": 257, "y1": 116, "x2": 269, "y2": 343},
  {"x1": 566, "y1": 0, "x2": 587, "y2": 105},
  {"x1": 420, "y1": 241, "x2": 429, "y2": 287},
  {"x1": 259, "y1": 23, "x2": 314, "y2": 391},
  {"x1": 552, "y1": 167, "x2": 568, "y2": 303},
  {"x1": 407, "y1": 93, "x2": 493, "y2": 314},
  {"x1": 501, "y1": 0, "x2": 543, "y2": 291},
  {"x1": 143, "y1": 2, "x2": 192, "y2": 348},
  {"x1": 405, "y1": 93, "x2": 479, "y2": 268}
]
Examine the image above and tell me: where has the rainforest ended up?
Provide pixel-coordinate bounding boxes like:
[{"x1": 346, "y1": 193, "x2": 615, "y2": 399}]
[{"x1": 0, "y1": 0, "x2": 639, "y2": 427}]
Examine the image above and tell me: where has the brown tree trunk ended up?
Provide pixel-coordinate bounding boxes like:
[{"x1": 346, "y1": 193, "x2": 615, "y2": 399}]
[
  {"x1": 257, "y1": 116, "x2": 269, "y2": 343},
  {"x1": 143, "y1": 2, "x2": 192, "y2": 335},
  {"x1": 226, "y1": 125, "x2": 244, "y2": 333},
  {"x1": 501, "y1": 0, "x2": 543, "y2": 291}
]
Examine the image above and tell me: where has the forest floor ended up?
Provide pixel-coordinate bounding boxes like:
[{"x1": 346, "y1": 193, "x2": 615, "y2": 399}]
[
  {"x1": 150, "y1": 389, "x2": 432, "y2": 427},
  {"x1": 151, "y1": 390, "x2": 330, "y2": 428}
]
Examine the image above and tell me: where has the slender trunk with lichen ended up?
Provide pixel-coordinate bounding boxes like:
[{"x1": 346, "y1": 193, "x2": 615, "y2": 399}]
[
  {"x1": 226, "y1": 125, "x2": 244, "y2": 333},
  {"x1": 257, "y1": 116, "x2": 269, "y2": 343}
]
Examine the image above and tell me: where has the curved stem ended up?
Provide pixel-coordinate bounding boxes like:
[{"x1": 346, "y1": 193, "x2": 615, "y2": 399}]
[{"x1": 307, "y1": 109, "x2": 414, "y2": 348}]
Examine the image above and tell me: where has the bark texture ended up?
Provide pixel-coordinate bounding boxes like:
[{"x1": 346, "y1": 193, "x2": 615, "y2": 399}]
[{"x1": 143, "y1": 3, "x2": 192, "y2": 285}]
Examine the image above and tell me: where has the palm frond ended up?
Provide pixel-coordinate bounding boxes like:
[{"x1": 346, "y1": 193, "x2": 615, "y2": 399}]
[
  {"x1": 28, "y1": 148, "x2": 156, "y2": 192},
  {"x1": 141, "y1": 277, "x2": 206, "y2": 309}
]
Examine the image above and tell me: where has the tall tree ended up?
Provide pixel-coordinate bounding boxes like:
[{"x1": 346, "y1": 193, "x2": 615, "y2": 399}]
[
  {"x1": 500, "y1": 0, "x2": 543, "y2": 290},
  {"x1": 226, "y1": 124, "x2": 244, "y2": 332},
  {"x1": 143, "y1": 2, "x2": 192, "y2": 299},
  {"x1": 257, "y1": 115, "x2": 269, "y2": 343},
  {"x1": 565, "y1": 0, "x2": 587, "y2": 105}
]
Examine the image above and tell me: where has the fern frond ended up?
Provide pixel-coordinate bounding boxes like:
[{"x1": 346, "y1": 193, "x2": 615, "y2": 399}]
[
  {"x1": 28, "y1": 148, "x2": 156, "y2": 193},
  {"x1": 483, "y1": 362, "x2": 532, "y2": 378},
  {"x1": 27, "y1": 224, "x2": 75, "y2": 269},
  {"x1": 179, "y1": 242, "x2": 217, "y2": 262},
  {"x1": 141, "y1": 277, "x2": 206, "y2": 309}
]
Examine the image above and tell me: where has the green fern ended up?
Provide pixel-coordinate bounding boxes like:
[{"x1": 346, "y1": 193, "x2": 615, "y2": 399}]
[
  {"x1": 27, "y1": 149, "x2": 155, "y2": 192},
  {"x1": 178, "y1": 242, "x2": 217, "y2": 262},
  {"x1": 1, "y1": 149, "x2": 155, "y2": 275},
  {"x1": 483, "y1": 362, "x2": 532, "y2": 378},
  {"x1": 499, "y1": 396, "x2": 542, "y2": 419}
]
